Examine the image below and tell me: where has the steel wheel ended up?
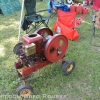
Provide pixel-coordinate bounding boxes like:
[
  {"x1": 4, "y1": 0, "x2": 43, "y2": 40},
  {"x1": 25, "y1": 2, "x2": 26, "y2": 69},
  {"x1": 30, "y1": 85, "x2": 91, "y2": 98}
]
[
  {"x1": 44, "y1": 34, "x2": 68, "y2": 62},
  {"x1": 18, "y1": 84, "x2": 33, "y2": 97},
  {"x1": 62, "y1": 60, "x2": 75, "y2": 75}
]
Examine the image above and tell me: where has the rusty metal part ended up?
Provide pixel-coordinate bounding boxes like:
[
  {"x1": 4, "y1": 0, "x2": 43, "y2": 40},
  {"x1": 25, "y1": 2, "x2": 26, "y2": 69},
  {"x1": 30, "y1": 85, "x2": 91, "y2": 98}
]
[{"x1": 13, "y1": 43, "x2": 23, "y2": 55}]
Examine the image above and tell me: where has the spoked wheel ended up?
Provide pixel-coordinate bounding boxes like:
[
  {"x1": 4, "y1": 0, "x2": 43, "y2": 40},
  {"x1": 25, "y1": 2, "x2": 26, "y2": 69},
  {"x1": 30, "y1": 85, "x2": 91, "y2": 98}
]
[
  {"x1": 62, "y1": 60, "x2": 75, "y2": 75},
  {"x1": 18, "y1": 84, "x2": 33, "y2": 97},
  {"x1": 13, "y1": 43, "x2": 23, "y2": 55},
  {"x1": 66, "y1": 0, "x2": 73, "y2": 4},
  {"x1": 34, "y1": 27, "x2": 53, "y2": 37},
  {"x1": 44, "y1": 34, "x2": 68, "y2": 62}
]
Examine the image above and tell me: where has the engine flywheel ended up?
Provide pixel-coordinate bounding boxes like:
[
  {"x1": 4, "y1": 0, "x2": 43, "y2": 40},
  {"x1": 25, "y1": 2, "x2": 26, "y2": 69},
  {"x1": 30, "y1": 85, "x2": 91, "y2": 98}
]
[
  {"x1": 34, "y1": 27, "x2": 53, "y2": 37},
  {"x1": 13, "y1": 43, "x2": 23, "y2": 55},
  {"x1": 44, "y1": 34, "x2": 68, "y2": 62}
]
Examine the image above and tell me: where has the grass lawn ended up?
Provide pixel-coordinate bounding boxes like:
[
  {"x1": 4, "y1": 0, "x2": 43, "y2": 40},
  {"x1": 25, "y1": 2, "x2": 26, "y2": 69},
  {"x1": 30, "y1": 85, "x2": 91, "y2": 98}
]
[{"x1": 0, "y1": 0, "x2": 100, "y2": 100}]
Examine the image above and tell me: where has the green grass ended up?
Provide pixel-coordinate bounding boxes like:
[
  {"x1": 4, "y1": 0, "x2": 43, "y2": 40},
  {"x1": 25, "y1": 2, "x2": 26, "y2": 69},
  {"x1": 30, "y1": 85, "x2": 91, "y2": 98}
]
[{"x1": 0, "y1": 0, "x2": 100, "y2": 100}]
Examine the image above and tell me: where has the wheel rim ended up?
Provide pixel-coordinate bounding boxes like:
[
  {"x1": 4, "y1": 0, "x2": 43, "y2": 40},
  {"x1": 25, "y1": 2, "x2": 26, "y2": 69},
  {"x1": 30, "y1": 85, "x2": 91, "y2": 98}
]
[
  {"x1": 20, "y1": 89, "x2": 32, "y2": 96},
  {"x1": 45, "y1": 34, "x2": 68, "y2": 62},
  {"x1": 67, "y1": 64, "x2": 73, "y2": 72}
]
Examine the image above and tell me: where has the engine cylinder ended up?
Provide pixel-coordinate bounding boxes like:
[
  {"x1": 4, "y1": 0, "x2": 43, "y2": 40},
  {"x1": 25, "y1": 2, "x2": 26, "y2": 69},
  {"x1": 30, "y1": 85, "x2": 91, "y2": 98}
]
[{"x1": 22, "y1": 34, "x2": 43, "y2": 45}]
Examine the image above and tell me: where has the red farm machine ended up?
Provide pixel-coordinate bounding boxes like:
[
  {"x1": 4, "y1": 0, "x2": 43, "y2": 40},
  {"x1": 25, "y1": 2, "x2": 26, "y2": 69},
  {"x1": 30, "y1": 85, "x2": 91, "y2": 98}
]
[{"x1": 13, "y1": 27, "x2": 75, "y2": 97}]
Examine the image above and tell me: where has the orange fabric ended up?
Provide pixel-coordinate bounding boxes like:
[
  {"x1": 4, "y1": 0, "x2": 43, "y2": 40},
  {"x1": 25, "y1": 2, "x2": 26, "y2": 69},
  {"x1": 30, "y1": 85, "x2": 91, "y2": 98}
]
[
  {"x1": 54, "y1": 21, "x2": 79, "y2": 41},
  {"x1": 57, "y1": 10, "x2": 76, "y2": 28}
]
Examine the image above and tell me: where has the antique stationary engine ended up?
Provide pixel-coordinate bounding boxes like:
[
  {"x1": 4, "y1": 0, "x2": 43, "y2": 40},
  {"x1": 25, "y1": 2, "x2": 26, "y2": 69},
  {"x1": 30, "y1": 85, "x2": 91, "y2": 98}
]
[{"x1": 13, "y1": 27, "x2": 75, "y2": 97}]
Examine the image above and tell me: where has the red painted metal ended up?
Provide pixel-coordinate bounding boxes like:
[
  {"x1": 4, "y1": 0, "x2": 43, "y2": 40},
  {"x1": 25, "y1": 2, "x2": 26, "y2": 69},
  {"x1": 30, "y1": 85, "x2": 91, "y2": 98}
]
[
  {"x1": 34, "y1": 27, "x2": 53, "y2": 36},
  {"x1": 14, "y1": 27, "x2": 69, "y2": 81},
  {"x1": 44, "y1": 34, "x2": 68, "y2": 62},
  {"x1": 34, "y1": 27, "x2": 53, "y2": 54},
  {"x1": 22, "y1": 34, "x2": 43, "y2": 45},
  {"x1": 83, "y1": 7, "x2": 88, "y2": 14},
  {"x1": 70, "y1": 3, "x2": 77, "y2": 12},
  {"x1": 22, "y1": 60, "x2": 51, "y2": 78},
  {"x1": 15, "y1": 61, "x2": 23, "y2": 69},
  {"x1": 76, "y1": 3, "x2": 83, "y2": 14}
]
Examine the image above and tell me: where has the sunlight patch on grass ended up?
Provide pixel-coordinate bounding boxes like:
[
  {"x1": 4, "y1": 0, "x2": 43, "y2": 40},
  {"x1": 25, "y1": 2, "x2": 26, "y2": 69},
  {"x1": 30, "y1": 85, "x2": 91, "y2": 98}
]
[
  {"x1": 9, "y1": 19, "x2": 20, "y2": 26},
  {"x1": 8, "y1": 24, "x2": 19, "y2": 29},
  {"x1": 0, "y1": 20, "x2": 19, "y2": 30},
  {"x1": 5, "y1": 37, "x2": 18, "y2": 44},
  {"x1": 0, "y1": 45, "x2": 5, "y2": 57},
  {"x1": 13, "y1": 21, "x2": 20, "y2": 25},
  {"x1": 0, "y1": 25, "x2": 7, "y2": 31},
  {"x1": 83, "y1": 20, "x2": 92, "y2": 25},
  {"x1": 7, "y1": 21, "x2": 19, "y2": 29}
]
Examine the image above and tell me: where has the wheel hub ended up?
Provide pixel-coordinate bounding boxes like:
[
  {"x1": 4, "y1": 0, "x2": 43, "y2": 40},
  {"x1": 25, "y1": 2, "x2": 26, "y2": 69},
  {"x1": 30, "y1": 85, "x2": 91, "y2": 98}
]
[
  {"x1": 20, "y1": 89, "x2": 31, "y2": 96},
  {"x1": 44, "y1": 34, "x2": 68, "y2": 62},
  {"x1": 67, "y1": 64, "x2": 73, "y2": 72}
]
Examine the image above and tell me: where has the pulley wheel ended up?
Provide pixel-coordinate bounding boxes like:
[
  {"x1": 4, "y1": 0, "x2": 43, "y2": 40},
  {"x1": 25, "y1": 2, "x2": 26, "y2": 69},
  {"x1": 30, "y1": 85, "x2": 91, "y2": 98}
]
[
  {"x1": 44, "y1": 34, "x2": 68, "y2": 62},
  {"x1": 34, "y1": 27, "x2": 53, "y2": 37}
]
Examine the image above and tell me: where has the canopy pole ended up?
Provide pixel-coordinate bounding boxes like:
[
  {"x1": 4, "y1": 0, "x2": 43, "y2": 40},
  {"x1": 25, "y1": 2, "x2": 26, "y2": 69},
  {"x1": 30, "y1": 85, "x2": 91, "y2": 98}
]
[{"x1": 18, "y1": 0, "x2": 25, "y2": 42}]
